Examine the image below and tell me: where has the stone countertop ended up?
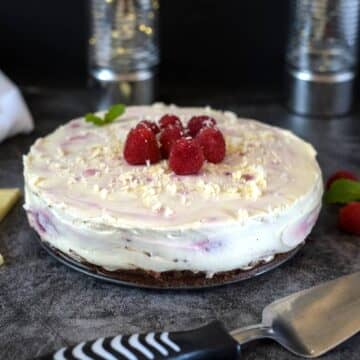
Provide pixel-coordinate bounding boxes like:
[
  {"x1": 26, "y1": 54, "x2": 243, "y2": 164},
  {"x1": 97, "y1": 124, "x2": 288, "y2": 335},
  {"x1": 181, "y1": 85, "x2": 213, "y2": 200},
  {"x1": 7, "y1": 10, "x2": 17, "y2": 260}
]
[{"x1": 0, "y1": 87, "x2": 359, "y2": 360}]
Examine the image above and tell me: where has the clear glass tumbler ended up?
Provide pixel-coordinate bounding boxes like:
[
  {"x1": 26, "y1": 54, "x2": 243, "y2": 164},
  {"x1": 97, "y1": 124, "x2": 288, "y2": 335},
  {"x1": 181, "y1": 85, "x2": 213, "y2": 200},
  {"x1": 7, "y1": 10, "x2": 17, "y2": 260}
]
[
  {"x1": 286, "y1": 0, "x2": 360, "y2": 116},
  {"x1": 88, "y1": 0, "x2": 159, "y2": 106},
  {"x1": 89, "y1": 0, "x2": 159, "y2": 81}
]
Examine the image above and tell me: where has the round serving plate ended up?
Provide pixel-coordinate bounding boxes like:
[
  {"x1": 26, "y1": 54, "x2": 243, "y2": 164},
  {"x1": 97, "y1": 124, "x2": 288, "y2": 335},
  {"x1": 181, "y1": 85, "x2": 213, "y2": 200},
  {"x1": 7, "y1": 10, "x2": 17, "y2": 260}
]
[{"x1": 34, "y1": 233, "x2": 304, "y2": 290}]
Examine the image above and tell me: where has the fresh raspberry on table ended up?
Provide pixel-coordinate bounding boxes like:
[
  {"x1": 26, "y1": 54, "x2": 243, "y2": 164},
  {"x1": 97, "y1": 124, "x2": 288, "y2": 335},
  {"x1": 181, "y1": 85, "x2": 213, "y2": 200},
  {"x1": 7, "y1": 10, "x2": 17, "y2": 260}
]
[
  {"x1": 326, "y1": 170, "x2": 358, "y2": 189},
  {"x1": 136, "y1": 120, "x2": 160, "y2": 135},
  {"x1": 159, "y1": 114, "x2": 183, "y2": 130},
  {"x1": 338, "y1": 202, "x2": 360, "y2": 235},
  {"x1": 159, "y1": 125, "x2": 184, "y2": 158},
  {"x1": 124, "y1": 127, "x2": 161, "y2": 165},
  {"x1": 187, "y1": 115, "x2": 216, "y2": 137},
  {"x1": 169, "y1": 138, "x2": 204, "y2": 175},
  {"x1": 196, "y1": 127, "x2": 226, "y2": 163}
]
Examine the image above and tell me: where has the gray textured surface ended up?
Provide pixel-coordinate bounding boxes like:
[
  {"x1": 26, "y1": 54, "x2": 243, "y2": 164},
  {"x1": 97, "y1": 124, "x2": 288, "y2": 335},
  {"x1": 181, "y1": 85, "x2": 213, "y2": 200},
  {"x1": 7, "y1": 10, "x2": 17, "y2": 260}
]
[{"x1": 0, "y1": 88, "x2": 359, "y2": 360}]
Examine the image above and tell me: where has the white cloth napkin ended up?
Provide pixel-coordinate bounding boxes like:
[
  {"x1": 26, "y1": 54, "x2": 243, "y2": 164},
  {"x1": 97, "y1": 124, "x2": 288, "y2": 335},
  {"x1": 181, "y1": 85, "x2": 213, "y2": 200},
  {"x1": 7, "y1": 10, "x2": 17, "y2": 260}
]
[{"x1": 0, "y1": 71, "x2": 34, "y2": 143}]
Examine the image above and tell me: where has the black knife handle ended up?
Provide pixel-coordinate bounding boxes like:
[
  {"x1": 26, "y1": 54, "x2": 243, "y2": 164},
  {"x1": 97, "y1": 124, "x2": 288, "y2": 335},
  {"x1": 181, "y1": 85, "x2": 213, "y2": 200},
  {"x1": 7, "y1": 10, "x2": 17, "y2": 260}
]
[{"x1": 35, "y1": 321, "x2": 240, "y2": 360}]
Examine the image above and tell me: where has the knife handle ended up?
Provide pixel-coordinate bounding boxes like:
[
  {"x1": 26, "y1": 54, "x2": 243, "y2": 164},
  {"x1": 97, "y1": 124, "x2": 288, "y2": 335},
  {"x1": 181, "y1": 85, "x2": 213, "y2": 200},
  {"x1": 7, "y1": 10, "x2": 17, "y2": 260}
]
[{"x1": 35, "y1": 321, "x2": 240, "y2": 360}]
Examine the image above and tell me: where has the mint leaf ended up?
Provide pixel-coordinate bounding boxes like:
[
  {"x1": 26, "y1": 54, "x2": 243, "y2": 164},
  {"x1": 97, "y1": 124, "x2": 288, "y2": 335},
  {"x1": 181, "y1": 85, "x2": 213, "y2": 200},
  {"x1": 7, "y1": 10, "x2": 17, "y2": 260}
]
[
  {"x1": 104, "y1": 104, "x2": 126, "y2": 123},
  {"x1": 85, "y1": 103, "x2": 126, "y2": 126},
  {"x1": 85, "y1": 113, "x2": 104, "y2": 125},
  {"x1": 324, "y1": 179, "x2": 360, "y2": 204}
]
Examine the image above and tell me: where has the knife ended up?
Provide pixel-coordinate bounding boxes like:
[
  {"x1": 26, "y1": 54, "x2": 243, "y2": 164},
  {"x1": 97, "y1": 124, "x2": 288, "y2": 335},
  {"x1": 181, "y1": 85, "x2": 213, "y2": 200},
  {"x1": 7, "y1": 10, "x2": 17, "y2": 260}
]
[{"x1": 35, "y1": 271, "x2": 360, "y2": 359}]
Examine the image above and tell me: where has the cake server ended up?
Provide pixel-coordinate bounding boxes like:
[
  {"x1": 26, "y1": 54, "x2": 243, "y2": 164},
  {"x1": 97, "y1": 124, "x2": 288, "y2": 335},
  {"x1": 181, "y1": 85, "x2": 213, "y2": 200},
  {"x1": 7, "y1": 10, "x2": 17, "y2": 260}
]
[{"x1": 36, "y1": 271, "x2": 360, "y2": 360}]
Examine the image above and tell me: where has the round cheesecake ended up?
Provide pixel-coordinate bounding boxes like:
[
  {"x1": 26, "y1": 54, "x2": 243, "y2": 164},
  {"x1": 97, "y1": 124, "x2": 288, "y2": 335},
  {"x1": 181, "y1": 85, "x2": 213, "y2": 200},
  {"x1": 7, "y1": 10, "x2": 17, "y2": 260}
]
[{"x1": 23, "y1": 104, "x2": 323, "y2": 281}]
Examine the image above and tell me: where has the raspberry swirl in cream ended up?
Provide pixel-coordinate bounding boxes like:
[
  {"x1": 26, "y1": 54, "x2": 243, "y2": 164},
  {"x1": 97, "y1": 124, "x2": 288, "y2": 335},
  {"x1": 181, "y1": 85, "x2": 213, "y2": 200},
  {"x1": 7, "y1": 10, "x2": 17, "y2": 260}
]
[{"x1": 23, "y1": 104, "x2": 323, "y2": 277}]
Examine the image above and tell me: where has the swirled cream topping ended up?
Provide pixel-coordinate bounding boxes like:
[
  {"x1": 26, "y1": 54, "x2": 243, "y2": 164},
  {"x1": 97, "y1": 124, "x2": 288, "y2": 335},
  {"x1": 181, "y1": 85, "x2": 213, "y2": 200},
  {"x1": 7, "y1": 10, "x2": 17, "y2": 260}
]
[{"x1": 24, "y1": 104, "x2": 320, "y2": 229}]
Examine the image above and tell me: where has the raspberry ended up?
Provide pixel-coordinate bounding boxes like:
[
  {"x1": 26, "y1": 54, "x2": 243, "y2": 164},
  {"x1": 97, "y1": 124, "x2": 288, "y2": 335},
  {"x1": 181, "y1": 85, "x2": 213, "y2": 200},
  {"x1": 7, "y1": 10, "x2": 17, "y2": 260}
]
[
  {"x1": 196, "y1": 127, "x2": 226, "y2": 163},
  {"x1": 338, "y1": 202, "x2": 360, "y2": 235},
  {"x1": 187, "y1": 115, "x2": 216, "y2": 137},
  {"x1": 159, "y1": 114, "x2": 183, "y2": 130},
  {"x1": 169, "y1": 138, "x2": 204, "y2": 175},
  {"x1": 136, "y1": 120, "x2": 160, "y2": 135},
  {"x1": 159, "y1": 125, "x2": 184, "y2": 158},
  {"x1": 326, "y1": 170, "x2": 358, "y2": 189},
  {"x1": 124, "y1": 127, "x2": 161, "y2": 165}
]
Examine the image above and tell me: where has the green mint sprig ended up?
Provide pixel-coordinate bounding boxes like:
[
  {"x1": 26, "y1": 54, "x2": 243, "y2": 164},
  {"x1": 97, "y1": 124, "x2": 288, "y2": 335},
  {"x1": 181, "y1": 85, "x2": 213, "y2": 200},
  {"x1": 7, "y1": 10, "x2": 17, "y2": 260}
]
[
  {"x1": 324, "y1": 179, "x2": 360, "y2": 204},
  {"x1": 85, "y1": 104, "x2": 126, "y2": 126}
]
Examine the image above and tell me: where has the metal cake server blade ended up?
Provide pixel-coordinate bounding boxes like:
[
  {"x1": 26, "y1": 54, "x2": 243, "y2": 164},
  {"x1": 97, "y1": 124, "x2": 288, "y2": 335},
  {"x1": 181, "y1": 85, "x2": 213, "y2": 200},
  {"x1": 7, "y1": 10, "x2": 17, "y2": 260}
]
[
  {"x1": 231, "y1": 271, "x2": 360, "y2": 358},
  {"x1": 35, "y1": 272, "x2": 360, "y2": 360}
]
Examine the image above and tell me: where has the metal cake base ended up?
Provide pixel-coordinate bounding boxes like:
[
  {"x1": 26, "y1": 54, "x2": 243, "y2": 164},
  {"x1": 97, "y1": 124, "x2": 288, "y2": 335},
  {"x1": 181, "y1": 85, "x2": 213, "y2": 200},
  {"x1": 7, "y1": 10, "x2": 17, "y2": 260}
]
[{"x1": 34, "y1": 233, "x2": 304, "y2": 290}]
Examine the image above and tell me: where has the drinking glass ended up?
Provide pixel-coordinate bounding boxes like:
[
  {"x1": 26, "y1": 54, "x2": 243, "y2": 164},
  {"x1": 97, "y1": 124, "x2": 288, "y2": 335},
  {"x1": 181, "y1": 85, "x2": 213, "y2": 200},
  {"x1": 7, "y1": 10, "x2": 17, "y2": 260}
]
[
  {"x1": 286, "y1": 0, "x2": 360, "y2": 116},
  {"x1": 89, "y1": 0, "x2": 159, "y2": 107}
]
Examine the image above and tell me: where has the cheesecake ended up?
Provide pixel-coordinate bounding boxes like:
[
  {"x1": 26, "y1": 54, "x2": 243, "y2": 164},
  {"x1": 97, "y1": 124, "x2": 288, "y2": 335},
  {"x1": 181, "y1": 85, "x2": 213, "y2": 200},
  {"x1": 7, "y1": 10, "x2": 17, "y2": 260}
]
[{"x1": 23, "y1": 104, "x2": 323, "y2": 283}]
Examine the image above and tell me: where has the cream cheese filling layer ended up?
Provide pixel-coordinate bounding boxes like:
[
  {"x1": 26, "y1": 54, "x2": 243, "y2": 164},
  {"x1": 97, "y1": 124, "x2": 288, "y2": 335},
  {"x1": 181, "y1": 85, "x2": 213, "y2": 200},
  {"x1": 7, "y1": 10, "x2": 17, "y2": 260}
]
[{"x1": 24, "y1": 173, "x2": 322, "y2": 275}]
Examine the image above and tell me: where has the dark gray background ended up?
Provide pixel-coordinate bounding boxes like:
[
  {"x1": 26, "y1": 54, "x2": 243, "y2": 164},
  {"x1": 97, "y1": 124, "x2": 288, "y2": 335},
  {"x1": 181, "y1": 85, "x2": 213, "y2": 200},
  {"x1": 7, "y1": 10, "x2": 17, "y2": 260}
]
[{"x1": 0, "y1": 0, "x2": 290, "y2": 87}]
